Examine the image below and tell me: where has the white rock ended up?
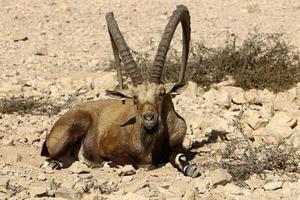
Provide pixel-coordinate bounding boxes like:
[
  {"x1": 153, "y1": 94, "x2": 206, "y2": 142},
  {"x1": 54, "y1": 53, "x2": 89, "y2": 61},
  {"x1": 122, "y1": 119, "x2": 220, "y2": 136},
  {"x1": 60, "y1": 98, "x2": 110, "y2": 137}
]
[{"x1": 263, "y1": 181, "x2": 283, "y2": 191}]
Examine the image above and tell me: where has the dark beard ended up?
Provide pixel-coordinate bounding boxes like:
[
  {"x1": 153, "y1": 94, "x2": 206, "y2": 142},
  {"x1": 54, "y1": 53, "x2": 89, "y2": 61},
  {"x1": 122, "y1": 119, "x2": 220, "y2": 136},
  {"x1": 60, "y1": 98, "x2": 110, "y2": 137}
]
[{"x1": 140, "y1": 123, "x2": 158, "y2": 147}]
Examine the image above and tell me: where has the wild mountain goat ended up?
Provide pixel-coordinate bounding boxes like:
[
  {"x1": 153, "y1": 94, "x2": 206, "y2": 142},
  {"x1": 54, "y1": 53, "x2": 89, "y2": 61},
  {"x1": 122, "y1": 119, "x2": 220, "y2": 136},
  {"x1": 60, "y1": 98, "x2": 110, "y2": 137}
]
[{"x1": 41, "y1": 5, "x2": 200, "y2": 177}]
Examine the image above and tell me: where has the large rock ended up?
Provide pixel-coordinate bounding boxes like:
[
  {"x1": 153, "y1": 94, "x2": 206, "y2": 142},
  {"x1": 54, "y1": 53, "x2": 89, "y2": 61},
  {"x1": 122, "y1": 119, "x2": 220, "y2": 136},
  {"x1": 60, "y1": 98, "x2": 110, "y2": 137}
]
[
  {"x1": 263, "y1": 181, "x2": 283, "y2": 191},
  {"x1": 245, "y1": 110, "x2": 268, "y2": 130},
  {"x1": 264, "y1": 112, "x2": 297, "y2": 139},
  {"x1": 223, "y1": 86, "x2": 247, "y2": 104},
  {"x1": 181, "y1": 81, "x2": 200, "y2": 97},
  {"x1": 274, "y1": 92, "x2": 299, "y2": 112},
  {"x1": 259, "y1": 104, "x2": 274, "y2": 121},
  {"x1": 214, "y1": 91, "x2": 232, "y2": 108},
  {"x1": 54, "y1": 187, "x2": 82, "y2": 200},
  {"x1": 208, "y1": 168, "x2": 232, "y2": 188},
  {"x1": 244, "y1": 89, "x2": 261, "y2": 104},
  {"x1": 29, "y1": 186, "x2": 48, "y2": 197},
  {"x1": 245, "y1": 174, "x2": 265, "y2": 190}
]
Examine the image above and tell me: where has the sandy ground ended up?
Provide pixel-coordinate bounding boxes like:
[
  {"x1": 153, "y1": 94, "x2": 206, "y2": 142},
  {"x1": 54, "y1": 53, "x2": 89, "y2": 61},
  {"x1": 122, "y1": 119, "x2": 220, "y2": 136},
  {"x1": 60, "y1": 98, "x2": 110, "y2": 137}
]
[{"x1": 0, "y1": 0, "x2": 300, "y2": 199}]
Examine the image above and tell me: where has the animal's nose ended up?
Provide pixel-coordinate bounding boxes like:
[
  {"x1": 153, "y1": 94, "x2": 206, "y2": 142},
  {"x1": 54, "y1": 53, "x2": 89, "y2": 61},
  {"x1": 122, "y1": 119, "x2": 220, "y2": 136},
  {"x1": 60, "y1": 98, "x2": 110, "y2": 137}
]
[{"x1": 143, "y1": 113, "x2": 155, "y2": 121}]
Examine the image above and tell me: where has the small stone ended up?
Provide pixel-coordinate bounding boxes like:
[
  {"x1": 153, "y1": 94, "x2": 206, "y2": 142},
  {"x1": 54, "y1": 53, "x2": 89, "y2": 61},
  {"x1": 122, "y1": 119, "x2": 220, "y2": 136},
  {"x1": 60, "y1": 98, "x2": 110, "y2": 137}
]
[
  {"x1": 157, "y1": 187, "x2": 179, "y2": 199},
  {"x1": 263, "y1": 181, "x2": 283, "y2": 191},
  {"x1": 35, "y1": 47, "x2": 48, "y2": 56},
  {"x1": 208, "y1": 168, "x2": 232, "y2": 188},
  {"x1": 122, "y1": 192, "x2": 148, "y2": 200},
  {"x1": 217, "y1": 183, "x2": 244, "y2": 196},
  {"x1": 54, "y1": 187, "x2": 82, "y2": 200},
  {"x1": 68, "y1": 161, "x2": 90, "y2": 174},
  {"x1": 83, "y1": 193, "x2": 101, "y2": 200},
  {"x1": 245, "y1": 110, "x2": 267, "y2": 130},
  {"x1": 13, "y1": 31, "x2": 28, "y2": 41},
  {"x1": 55, "y1": 0, "x2": 71, "y2": 11},
  {"x1": 30, "y1": 186, "x2": 47, "y2": 197},
  {"x1": 215, "y1": 91, "x2": 232, "y2": 108},
  {"x1": 245, "y1": 174, "x2": 265, "y2": 190},
  {"x1": 15, "y1": 153, "x2": 22, "y2": 162},
  {"x1": 118, "y1": 165, "x2": 136, "y2": 176},
  {"x1": 265, "y1": 112, "x2": 297, "y2": 138},
  {"x1": 121, "y1": 176, "x2": 133, "y2": 183},
  {"x1": 259, "y1": 104, "x2": 274, "y2": 121},
  {"x1": 37, "y1": 173, "x2": 47, "y2": 181},
  {"x1": 182, "y1": 81, "x2": 199, "y2": 97},
  {"x1": 183, "y1": 189, "x2": 198, "y2": 200},
  {"x1": 224, "y1": 86, "x2": 247, "y2": 104},
  {"x1": 268, "y1": 112, "x2": 297, "y2": 128},
  {"x1": 244, "y1": 89, "x2": 261, "y2": 104},
  {"x1": 1, "y1": 138, "x2": 14, "y2": 146}
]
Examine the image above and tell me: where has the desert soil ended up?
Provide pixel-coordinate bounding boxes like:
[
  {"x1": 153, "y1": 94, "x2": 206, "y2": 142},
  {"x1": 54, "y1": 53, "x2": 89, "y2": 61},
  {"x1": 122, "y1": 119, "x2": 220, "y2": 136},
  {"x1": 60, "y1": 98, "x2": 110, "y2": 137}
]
[{"x1": 1, "y1": 0, "x2": 300, "y2": 199}]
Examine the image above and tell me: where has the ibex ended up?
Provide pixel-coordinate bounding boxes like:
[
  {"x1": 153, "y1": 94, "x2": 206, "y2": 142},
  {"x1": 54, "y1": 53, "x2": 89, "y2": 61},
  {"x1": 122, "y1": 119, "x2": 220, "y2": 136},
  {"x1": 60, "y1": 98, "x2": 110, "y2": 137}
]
[{"x1": 41, "y1": 5, "x2": 200, "y2": 177}]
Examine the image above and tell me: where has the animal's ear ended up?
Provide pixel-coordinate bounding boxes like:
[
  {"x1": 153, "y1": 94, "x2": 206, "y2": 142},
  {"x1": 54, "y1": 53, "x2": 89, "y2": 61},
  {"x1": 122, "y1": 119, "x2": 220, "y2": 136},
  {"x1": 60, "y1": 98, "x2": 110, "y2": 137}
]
[
  {"x1": 105, "y1": 89, "x2": 133, "y2": 100},
  {"x1": 165, "y1": 82, "x2": 189, "y2": 95}
]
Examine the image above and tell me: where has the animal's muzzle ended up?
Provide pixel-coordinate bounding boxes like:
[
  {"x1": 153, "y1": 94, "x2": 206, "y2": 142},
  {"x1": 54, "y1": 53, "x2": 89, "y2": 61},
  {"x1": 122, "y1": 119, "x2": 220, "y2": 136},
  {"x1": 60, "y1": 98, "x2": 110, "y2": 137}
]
[{"x1": 142, "y1": 113, "x2": 158, "y2": 129}]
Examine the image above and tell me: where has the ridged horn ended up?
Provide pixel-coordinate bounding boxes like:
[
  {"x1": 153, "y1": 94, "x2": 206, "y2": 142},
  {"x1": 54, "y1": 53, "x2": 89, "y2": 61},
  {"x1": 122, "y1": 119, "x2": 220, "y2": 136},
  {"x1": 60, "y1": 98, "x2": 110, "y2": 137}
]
[
  {"x1": 106, "y1": 12, "x2": 143, "y2": 87},
  {"x1": 150, "y1": 5, "x2": 191, "y2": 84}
]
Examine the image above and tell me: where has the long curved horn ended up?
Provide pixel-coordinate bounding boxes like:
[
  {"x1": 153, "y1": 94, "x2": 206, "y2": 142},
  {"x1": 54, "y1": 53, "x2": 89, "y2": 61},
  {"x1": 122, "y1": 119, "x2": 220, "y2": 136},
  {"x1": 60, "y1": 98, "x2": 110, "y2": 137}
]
[
  {"x1": 106, "y1": 13, "x2": 143, "y2": 86},
  {"x1": 150, "y1": 5, "x2": 191, "y2": 84}
]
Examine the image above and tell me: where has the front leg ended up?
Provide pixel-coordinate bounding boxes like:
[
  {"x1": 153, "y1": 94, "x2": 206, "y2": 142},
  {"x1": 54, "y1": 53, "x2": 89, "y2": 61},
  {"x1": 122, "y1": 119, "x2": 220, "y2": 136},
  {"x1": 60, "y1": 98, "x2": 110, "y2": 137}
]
[{"x1": 169, "y1": 149, "x2": 200, "y2": 178}]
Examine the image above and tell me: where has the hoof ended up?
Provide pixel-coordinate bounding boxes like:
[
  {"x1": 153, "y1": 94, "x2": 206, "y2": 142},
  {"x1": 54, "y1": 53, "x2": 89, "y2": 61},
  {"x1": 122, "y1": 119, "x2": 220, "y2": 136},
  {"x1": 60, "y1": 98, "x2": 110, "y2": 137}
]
[
  {"x1": 183, "y1": 164, "x2": 200, "y2": 178},
  {"x1": 40, "y1": 160, "x2": 63, "y2": 170},
  {"x1": 101, "y1": 161, "x2": 118, "y2": 168}
]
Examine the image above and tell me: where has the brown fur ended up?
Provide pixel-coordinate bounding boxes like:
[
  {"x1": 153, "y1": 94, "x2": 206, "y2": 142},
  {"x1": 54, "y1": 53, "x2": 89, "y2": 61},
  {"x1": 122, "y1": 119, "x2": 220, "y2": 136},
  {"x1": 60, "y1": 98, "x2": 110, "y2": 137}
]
[{"x1": 43, "y1": 86, "x2": 186, "y2": 168}]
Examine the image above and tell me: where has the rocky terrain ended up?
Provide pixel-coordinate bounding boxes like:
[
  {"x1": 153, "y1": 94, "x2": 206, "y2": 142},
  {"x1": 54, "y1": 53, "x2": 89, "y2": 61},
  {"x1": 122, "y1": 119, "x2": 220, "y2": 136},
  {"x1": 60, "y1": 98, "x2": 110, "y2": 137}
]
[{"x1": 1, "y1": 0, "x2": 300, "y2": 199}]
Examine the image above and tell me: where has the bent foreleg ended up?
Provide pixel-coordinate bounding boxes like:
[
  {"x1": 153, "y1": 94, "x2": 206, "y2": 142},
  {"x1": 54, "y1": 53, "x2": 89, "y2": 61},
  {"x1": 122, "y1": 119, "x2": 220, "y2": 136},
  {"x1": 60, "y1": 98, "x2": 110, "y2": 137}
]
[{"x1": 169, "y1": 149, "x2": 200, "y2": 178}]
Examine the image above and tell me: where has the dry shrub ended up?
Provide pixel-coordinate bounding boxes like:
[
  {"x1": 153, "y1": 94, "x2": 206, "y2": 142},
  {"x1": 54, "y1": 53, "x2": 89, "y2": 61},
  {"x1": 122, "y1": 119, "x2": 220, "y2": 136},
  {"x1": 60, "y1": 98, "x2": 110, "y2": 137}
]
[
  {"x1": 163, "y1": 32, "x2": 300, "y2": 92},
  {"x1": 0, "y1": 97, "x2": 64, "y2": 115},
  {"x1": 221, "y1": 139, "x2": 300, "y2": 182},
  {"x1": 108, "y1": 32, "x2": 300, "y2": 92}
]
